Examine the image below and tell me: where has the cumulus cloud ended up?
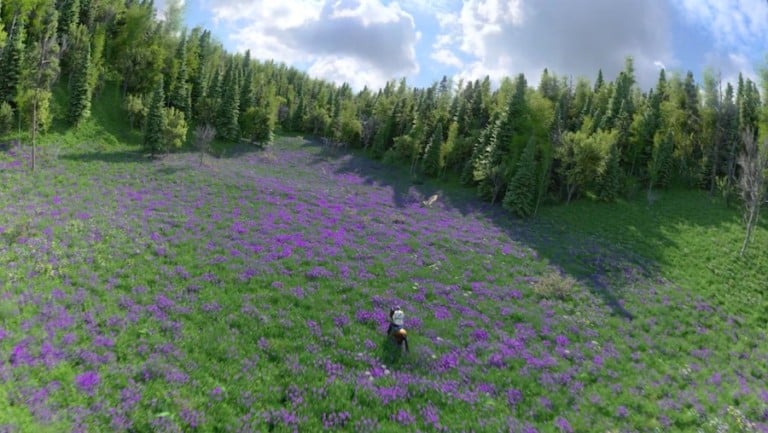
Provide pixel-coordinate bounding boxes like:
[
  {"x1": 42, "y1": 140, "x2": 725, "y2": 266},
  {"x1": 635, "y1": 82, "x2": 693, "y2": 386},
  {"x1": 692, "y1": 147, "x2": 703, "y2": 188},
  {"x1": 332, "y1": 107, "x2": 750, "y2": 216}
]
[
  {"x1": 433, "y1": 0, "x2": 676, "y2": 89},
  {"x1": 205, "y1": 0, "x2": 420, "y2": 90},
  {"x1": 670, "y1": 0, "x2": 768, "y2": 51},
  {"x1": 703, "y1": 52, "x2": 759, "y2": 88}
]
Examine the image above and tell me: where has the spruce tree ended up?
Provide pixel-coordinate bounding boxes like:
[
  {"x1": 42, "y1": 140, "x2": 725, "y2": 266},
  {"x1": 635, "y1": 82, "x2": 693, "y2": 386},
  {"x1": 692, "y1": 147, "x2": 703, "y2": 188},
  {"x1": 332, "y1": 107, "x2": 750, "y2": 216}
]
[
  {"x1": 169, "y1": 37, "x2": 190, "y2": 119},
  {"x1": 650, "y1": 130, "x2": 675, "y2": 190},
  {"x1": 144, "y1": 78, "x2": 166, "y2": 156},
  {"x1": 0, "y1": 20, "x2": 25, "y2": 106},
  {"x1": 503, "y1": 137, "x2": 537, "y2": 217},
  {"x1": 57, "y1": 0, "x2": 80, "y2": 38},
  {"x1": 597, "y1": 143, "x2": 622, "y2": 202},
  {"x1": 0, "y1": 0, "x2": 5, "y2": 48},
  {"x1": 421, "y1": 122, "x2": 443, "y2": 176},
  {"x1": 79, "y1": 0, "x2": 94, "y2": 30},
  {"x1": 239, "y1": 50, "x2": 253, "y2": 115},
  {"x1": 190, "y1": 30, "x2": 211, "y2": 120},
  {"x1": 68, "y1": 40, "x2": 92, "y2": 125},
  {"x1": 216, "y1": 61, "x2": 240, "y2": 142}
]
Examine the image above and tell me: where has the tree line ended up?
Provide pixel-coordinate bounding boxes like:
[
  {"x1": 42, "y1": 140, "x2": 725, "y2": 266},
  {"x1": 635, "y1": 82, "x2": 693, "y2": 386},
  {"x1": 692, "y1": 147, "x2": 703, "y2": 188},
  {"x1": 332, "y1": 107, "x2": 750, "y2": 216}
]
[{"x1": 1, "y1": 0, "x2": 766, "y2": 250}]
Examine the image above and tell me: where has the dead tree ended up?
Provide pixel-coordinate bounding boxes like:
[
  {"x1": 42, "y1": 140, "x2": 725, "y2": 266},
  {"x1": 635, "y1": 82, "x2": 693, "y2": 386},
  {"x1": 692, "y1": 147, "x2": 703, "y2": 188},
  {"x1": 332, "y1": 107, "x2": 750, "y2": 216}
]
[
  {"x1": 194, "y1": 124, "x2": 216, "y2": 167},
  {"x1": 737, "y1": 128, "x2": 768, "y2": 256}
]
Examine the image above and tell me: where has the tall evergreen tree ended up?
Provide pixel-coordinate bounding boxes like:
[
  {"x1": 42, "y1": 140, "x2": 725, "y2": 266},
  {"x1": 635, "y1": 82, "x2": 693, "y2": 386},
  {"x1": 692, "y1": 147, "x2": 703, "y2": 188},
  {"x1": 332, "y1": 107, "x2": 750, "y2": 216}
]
[
  {"x1": 57, "y1": 0, "x2": 80, "y2": 39},
  {"x1": 0, "y1": 0, "x2": 6, "y2": 48},
  {"x1": 144, "y1": 77, "x2": 166, "y2": 156},
  {"x1": 216, "y1": 60, "x2": 240, "y2": 142},
  {"x1": 0, "y1": 19, "x2": 25, "y2": 106},
  {"x1": 503, "y1": 137, "x2": 537, "y2": 217},
  {"x1": 239, "y1": 50, "x2": 253, "y2": 115},
  {"x1": 169, "y1": 36, "x2": 190, "y2": 119},
  {"x1": 421, "y1": 121, "x2": 443, "y2": 176},
  {"x1": 68, "y1": 37, "x2": 92, "y2": 125}
]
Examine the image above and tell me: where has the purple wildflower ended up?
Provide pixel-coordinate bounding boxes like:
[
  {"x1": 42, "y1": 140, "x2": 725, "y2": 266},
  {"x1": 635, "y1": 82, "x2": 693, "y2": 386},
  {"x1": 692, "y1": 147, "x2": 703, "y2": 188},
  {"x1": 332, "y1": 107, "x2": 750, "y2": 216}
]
[
  {"x1": 75, "y1": 371, "x2": 100, "y2": 395},
  {"x1": 554, "y1": 417, "x2": 573, "y2": 433},
  {"x1": 507, "y1": 389, "x2": 523, "y2": 407},
  {"x1": 392, "y1": 409, "x2": 415, "y2": 425}
]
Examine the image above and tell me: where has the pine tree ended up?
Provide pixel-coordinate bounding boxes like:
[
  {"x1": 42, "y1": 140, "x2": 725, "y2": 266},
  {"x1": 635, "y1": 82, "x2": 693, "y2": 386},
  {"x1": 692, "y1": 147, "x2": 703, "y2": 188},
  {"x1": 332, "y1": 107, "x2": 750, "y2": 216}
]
[
  {"x1": 144, "y1": 78, "x2": 166, "y2": 156},
  {"x1": 650, "y1": 130, "x2": 675, "y2": 190},
  {"x1": 57, "y1": 0, "x2": 80, "y2": 39},
  {"x1": 190, "y1": 30, "x2": 211, "y2": 120},
  {"x1": 0, "y1": 19, "x2": 25, "y2": 106},
  {"x1": 216, "y1": 61, "x2": 240, "y2": 142},
  {"x1": 68, "y1": 39, "x2": 92, "y2": 125},
  {"x1": 597, "y1": 143, "x2": 622, "y2": 201},
  {"x1": 503, "y1": 137, "x2": 537, "y2": 217},
  {"x1": 239, "y1": 50, "x2": 253, "y2": 115},
  {"x1": 78, "y1": 0, "x2": 94, "y2": 30},
  {"x1": 0, "y1": 0, "x2": 6, "y2": 48},
  {"x1": 169, "y1": 37, "x2": 190, "y2": 119},
  {"x1": 421, "y1": 122, "x2": 443, "y2": 176}
]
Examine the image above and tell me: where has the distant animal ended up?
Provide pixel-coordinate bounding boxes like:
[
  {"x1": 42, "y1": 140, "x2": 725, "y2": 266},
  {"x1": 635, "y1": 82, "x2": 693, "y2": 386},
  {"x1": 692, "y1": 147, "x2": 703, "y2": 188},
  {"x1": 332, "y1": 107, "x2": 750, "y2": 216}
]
[
  {"x1": 387, "y1": 306, "x2": 409, "y2": 352},
  {"x1": 421, "y1": 194, "x2": 439, "y2": 207}
]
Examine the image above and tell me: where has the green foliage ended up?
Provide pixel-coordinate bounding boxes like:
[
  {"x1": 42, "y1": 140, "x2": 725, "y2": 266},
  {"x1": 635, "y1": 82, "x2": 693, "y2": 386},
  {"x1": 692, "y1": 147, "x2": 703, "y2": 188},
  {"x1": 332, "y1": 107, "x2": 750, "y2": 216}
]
[
  {"x1": 558, "y1": 128, "x2": 617, "y2": 203},
  {"x1": 335, "y1": 99, "x2": 362, "y2": 147},
  {"x1": 57, "y1": 0, "x2": 80, "y2": 38},
  {"x1": 124, "y1": 93, "x2": 146, "y2": 130},
  {"x1": 0, "y1": 1, "x2": 5, "y2": 49},
  {"x1": 0, "y1": 102, "x2": 13, "y2": 135},
  {"x1": 441, "y1": 120, "x2": 462, "y2": 172},
  {"x1": 216, "y1": 61, "x2": 240, "y2": 142},
  {"x1": 0, "y1": 20, "x2": 25, "y2": 105},
  {"x1": 143, "y1": 78, "x2": 165, "y2": 155},
  {"x1": 240, "y1": 106, "x2": 274, "y2": 145},
  {"x1": 169, "y1": 37, "x2": 190, "y2": 119},
  {"x1": 596, "y1": 142, "x2": 622, "y2": 202},
  {"x1": 421, "y1": 122, "x2": 443, "y2": 176},
  {"x1": 503, "y1": 136, "x2": 537, "y2": 217},
  {"x1": 68, "y1": 39, "x2": 92, "y2": 125},
  {"x1": 17, "y1": 89, "x2": 53, "y2": 134},
  {"x1": 649, "y1": 130, "x2": 675, "y2": 189},
  {"x1": 162, "y1": 107, "x2": 187, "y2": 149}
]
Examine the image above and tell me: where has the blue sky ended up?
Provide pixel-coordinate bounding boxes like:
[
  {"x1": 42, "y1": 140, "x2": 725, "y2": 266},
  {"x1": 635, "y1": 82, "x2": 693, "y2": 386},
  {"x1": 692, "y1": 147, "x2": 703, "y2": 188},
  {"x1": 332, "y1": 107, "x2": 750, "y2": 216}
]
[{"x1": 167, "y1": 0, "x2": 768, "y2": 92}]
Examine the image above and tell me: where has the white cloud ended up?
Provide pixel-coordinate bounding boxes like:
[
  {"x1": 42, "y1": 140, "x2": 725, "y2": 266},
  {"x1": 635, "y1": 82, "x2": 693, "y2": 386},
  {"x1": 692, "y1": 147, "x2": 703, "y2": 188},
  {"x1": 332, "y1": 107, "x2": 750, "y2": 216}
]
[
  {"x1": 204, "y1": 0, "x2": 420, "y2": 90},
  {"x1": 431, "y1": 48, "x2": 463, "y2": 68},
  {"x1": 433, "y1": 0, "x2": 676, "y2": 90},
  {"x1": 670, "y1": 0, "x2": 768, "y2": 51},
  {"x1": 703, "y1": 51, "x2": 759, "y2": 89}
]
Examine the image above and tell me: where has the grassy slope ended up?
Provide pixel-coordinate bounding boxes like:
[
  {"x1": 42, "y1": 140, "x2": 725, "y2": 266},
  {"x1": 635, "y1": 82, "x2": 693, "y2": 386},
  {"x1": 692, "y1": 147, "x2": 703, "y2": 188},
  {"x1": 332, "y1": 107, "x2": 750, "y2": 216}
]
[{"x1": 1, "y1": 89, "x2": 767, "y2": 432}]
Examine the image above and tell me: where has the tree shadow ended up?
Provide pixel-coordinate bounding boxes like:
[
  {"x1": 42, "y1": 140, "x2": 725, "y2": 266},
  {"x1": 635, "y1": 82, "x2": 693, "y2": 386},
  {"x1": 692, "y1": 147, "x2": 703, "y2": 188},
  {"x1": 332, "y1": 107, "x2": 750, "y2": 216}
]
[
  {"x1": 296, "y1": 136, "x2": 741, "y2": 321},
  {"x1": 60, "y1": 149, "x2": 150, "y2": 164}
]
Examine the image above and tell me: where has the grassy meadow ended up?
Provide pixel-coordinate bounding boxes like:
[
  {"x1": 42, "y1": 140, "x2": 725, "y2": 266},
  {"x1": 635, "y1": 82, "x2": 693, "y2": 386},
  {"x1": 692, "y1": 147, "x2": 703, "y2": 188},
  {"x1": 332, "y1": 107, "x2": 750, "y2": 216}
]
[{"x1": 1, "y1": 97, "x2": 767, "y2": 432}]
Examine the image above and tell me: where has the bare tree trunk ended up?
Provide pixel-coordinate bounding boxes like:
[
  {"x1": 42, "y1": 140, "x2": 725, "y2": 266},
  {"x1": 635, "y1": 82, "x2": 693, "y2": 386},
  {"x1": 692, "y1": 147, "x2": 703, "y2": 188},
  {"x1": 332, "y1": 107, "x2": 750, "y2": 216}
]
[
  {"x1": 738, "y1": 128, "x2": 767, "y2": 256},
  {"x1": 32, "y1": 90, "x2": 37, "y2": 173},
  {"x1": 740, "y1": 208, "x2": 756, "y2": 256}
]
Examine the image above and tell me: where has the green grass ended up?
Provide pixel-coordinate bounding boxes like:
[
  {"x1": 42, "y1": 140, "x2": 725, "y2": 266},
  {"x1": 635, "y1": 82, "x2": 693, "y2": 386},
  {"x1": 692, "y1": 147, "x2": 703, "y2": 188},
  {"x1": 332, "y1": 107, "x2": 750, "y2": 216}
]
[
  {"x1": 533, "y1": 188, "x2": 768, "y2": 322},
  {"x1": 2, "y1": 91, "x2": 768, "y2": 431}
]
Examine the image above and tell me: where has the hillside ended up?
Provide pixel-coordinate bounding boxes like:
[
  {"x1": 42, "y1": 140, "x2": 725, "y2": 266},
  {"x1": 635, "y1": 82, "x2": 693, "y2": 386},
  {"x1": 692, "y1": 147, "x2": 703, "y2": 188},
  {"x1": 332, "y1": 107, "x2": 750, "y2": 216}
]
[{"x1": 1, "y1": 131, "x2": 767, "y2": 431}]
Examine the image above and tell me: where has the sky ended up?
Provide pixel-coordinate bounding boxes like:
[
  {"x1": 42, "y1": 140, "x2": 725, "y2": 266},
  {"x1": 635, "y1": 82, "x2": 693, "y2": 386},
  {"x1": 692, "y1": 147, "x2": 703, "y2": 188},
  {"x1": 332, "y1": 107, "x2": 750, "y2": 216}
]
[{"x1": 160, "y1": 0, "x2": 768, "y2": 92}]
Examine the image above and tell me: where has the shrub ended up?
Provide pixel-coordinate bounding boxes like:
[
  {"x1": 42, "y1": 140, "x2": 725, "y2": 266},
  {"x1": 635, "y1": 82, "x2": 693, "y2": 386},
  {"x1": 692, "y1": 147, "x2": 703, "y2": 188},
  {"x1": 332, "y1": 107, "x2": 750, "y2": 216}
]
[
  {"x1": 163, "y1": 107, "x2": 188, "y2": 150},
  {"x1": 532, "y1": 271, "x2": 576, "y2": 300},
  {"x1": 0, "y1": 102, "x2": 13, "y2": 135}
]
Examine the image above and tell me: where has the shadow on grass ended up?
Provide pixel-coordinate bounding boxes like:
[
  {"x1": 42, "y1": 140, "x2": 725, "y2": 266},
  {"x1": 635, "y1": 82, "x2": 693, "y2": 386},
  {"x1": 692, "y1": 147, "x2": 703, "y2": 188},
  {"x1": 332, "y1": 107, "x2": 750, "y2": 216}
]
[
  {"x1": 60, "y1": 149, "x2": 149, "y2": 164},
  {"x1": 298, "y1": 136, "x2": 743, "y2": 321}
]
